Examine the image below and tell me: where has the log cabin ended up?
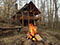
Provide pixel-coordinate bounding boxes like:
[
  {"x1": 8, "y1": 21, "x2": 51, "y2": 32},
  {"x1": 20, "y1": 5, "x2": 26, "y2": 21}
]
[{"x1": 12, "y1": 1, "x2": 41, "y2": 26}]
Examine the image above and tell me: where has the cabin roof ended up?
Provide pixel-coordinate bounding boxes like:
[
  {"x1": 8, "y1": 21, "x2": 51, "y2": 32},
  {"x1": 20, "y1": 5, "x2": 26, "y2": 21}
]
[{"x1": 16, "y1": 1, "x2": 41, "y2": 15}]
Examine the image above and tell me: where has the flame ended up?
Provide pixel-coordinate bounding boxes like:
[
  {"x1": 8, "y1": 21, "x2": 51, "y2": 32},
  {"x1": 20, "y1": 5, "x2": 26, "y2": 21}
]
[
  {"x1": 27, "y1": 23, "x2": 37, "y2": 41},
  {"x1": 32, "y1": 38, "x2": 36, "y2": 41},
  {"x1": 29, "y1": 24, "x2": 37, "y2": 36},
  {"x1": 29, "y1": 36, "x2": 32, "y2": 39},
  {"x1": 34, "y1": 23, "x2": 36, "y2": 25},
  {"x1": 27, "y1": 32, "x2": 29, "y2": 36}
]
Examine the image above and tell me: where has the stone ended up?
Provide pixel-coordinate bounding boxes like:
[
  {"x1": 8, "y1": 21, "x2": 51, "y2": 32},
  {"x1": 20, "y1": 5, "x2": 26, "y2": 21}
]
[
  {"x1": 44, "y1": 40, "x2": 50, "y2": 45},
  {"x1": 37, "y1": 43, "x2": 43, "y2": 45},
  {"x1": 24, "y1": 39, "x2": 32, "y2": 45}
]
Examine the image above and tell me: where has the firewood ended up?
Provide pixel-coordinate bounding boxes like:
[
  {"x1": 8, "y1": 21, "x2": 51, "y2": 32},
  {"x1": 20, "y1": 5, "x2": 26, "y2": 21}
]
[
  {"x1": 27, "y1": 34, "x2": 30, "y2": 39},
  {"x1": 35, "y1": 34, "x2": 43, "y2": 41}
]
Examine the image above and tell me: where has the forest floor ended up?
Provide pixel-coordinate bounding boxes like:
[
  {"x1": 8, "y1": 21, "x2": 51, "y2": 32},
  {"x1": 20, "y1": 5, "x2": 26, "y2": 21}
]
[{"x1": 0, "y1": 26, "x2": 60, "y2": 45}]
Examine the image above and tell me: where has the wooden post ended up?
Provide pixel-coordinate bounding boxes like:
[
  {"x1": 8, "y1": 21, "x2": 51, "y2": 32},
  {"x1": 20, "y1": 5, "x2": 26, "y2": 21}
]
[
  {"x1": 15, "y1": 3, "x2": 18, "y2": 23},
  {"x1": 33, "y1": 12, "x2": 35, "y2": 25},
  {"x1": 16, "y1": 14, "x2": 17, "y2": 23},
  {"x1": 22, "y1": 12, "x2": 24, "y2": 27},
  {"x1": 15, "y1": 3, "x2": 18, "y2": 11},
  {"x1": 28, "y1": 11, "x2": 30, "y2": 26},
  {"x1": 18, "y1": 15, "x2": 20, "y2": 24},
  {"x1": 38, "y1": 14, "x2": 40, "y2": 26}
]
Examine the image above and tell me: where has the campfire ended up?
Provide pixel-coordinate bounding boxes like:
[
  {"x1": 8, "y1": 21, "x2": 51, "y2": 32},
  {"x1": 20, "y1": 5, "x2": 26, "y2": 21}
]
[
  {"x1": 27, "y1": 23, "x2": 43, "y2": 41},
  {"x1": 11, "y1": 23, "x2": 56, "y2": 45}
]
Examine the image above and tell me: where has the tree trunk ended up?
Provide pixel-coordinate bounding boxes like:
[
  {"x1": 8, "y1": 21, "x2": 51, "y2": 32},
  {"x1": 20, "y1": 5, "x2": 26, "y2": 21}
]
[
  {"x1": 54, "y1": 0, "x2": 59, "y2": 29},
  {"x1": 51, "y1": 0, "x2": 54, "y2": 28},
  {"x1": 46, "y1": 0, "x2": 50, "y2": 28},
  {"x1": 50, "y1": 0, "x2": 52, "y2": 28}
]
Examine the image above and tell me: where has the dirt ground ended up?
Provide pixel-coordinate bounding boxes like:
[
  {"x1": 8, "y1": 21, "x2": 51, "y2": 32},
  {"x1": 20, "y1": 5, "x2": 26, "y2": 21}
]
[{"x1": 0, "y1": 27, "x2": 60, "y2": 45}]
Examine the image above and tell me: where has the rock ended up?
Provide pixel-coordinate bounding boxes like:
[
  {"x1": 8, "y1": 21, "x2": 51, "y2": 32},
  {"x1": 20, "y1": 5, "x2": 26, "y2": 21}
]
[
  {"x1": 32, "y1": 42, "x2": 38, "y2": 45},
  {"x1": 49, "y1": 42, "x2": 54, "y2": 45},
  {"x1": 44, "y1": 40, "x2": 50, "y2": 45},
  {"x1": 24, "y1": 39, "x2": 32, "y2": 45},
  {"x1": 37, "y1": 43, "x2": 43, "y2": 45},
  {"x1": 11, "y1": 38, "x2": 24, "y2": 45},
  {"x1": 0, "y1": 40, "x2": 6, "y2": 45},
  {"x1": 21, "y1": 37, "x2": 26, "y2": 41}
]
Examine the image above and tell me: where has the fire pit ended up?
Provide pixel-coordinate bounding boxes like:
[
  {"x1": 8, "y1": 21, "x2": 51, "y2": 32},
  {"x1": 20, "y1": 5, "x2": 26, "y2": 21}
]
[
  {"x1": 11, "y1": 23, "x2": 56, "y2": 45},
  {"x1": 24, "y1": 23, "x2": 56, "y2": 45},
  {"x1": 26, "y1": 23, "x2": 43, "y2": 42}
]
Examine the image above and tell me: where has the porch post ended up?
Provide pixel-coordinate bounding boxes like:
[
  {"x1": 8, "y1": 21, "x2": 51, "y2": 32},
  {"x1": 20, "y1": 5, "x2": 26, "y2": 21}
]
[
  {"x1": 15, "y1": 14, "x2": 18, "y2": 23},
  {"x1": 22, "y1": 11, "x2": 24, "y2": 27},
  {"x1": 17, "y1": 16, "x2": 20, "y2": 24},
  {"x1": 33, "y1": 12, "x2": 35, "y2": 25},
  {"x1": 27, "y1": 11, "x2": 30, "y2": 26},
  {"x1": 38, "y1": 14, "x2": 40, "y2": 26}
]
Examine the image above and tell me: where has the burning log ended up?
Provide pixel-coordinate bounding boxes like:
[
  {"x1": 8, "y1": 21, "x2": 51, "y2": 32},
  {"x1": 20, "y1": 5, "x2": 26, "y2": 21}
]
[
  {"x1": 27, "y1": 34, "x2": 30, "y2": 39},
  {"x1": 35, "y1": 34, "x2": 43, "y2": 41},
  {"x1": 26, "y1": 23, "x2": 43, "y2": 41},
  {"x1": 25, "y1": 23, "x2": 55, "y2": 45}
]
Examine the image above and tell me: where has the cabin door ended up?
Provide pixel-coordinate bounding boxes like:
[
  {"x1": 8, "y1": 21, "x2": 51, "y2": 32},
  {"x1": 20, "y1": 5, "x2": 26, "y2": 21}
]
[
  {"x1": 24, "y1": 20, "x2": 28, "y2": 26},
  {"x1": 30, "y1": 20, "x2": 34, "y2": 25}
]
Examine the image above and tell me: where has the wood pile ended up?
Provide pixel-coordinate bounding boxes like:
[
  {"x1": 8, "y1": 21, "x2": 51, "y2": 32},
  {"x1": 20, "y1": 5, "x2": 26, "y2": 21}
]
[{"x1": 0, "y1": 22, "x2": 22, "y2": 34}]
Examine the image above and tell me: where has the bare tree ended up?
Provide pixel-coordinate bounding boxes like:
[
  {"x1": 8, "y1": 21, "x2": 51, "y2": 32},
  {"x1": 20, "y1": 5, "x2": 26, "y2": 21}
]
[
  {"x1": 46, "y1": 0, "x2": 50, "y2": 28},
  {"x1": 51, "y1": 0, "x2": 54, "y2": 28},
  {"x1": 54, "y1": 0, "x2": 59, "y2": 29},
  {"x1": 0, "y1": 0, "x2": 17, "y2": 23}
]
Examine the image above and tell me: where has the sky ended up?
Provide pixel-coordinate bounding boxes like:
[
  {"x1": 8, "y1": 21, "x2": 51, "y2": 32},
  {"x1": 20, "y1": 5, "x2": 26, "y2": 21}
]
[
  {"x1": 16, "y1": 0, "x2": 60, "y2": 17},
  {"x1": 0, "y1": 0, "x2": 60, "y2": 17},
  {"x1": 58, "y1": 0, "x2": 60, "y2": 17}
]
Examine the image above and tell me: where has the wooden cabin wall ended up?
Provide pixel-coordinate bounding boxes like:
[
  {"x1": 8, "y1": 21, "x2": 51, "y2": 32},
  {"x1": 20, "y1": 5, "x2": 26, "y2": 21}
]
[
  {"x1": 13, "y1": 17, "x2": 16, "y2": 22},
  {"x1": 15, "y1": 3, "x2": 18, "y2": 11},
  {"x1": 22, "y1": 11, "x2": 24, "y2": 26}
]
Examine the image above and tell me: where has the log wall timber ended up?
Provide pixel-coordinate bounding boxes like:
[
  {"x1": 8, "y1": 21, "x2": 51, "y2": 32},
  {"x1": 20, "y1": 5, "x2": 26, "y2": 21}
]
[
  {"x1": 38, "y1": 14, "x2": 40, "y2": 26},
  {"x1": 33, "y1": 12, "x2": 35, "y2": 25},
  {"x1": 22, "y1": 12, "x2": 24, "y2": 26},
  {"x1": 33, "y1": 10, "x2": 39, "y2": 14},
  {"x1": 28, "y1": 11, "x2": 30, "y2": 26},
  {"x1": 17, "y1": 15, "x2": 20, "y2": 23},
  {"x1": 15, "y1": 3, "x2": 18, "y2": 23},
  {"x1": 15, "y1": 3, "x2": 18, "y2": 11},
  {"x1": 15, "y1": 15, "x2": 17, "y2": 23},
  {"x1": 15, "y1": 4, "x2": 18, "y2": 23}
]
